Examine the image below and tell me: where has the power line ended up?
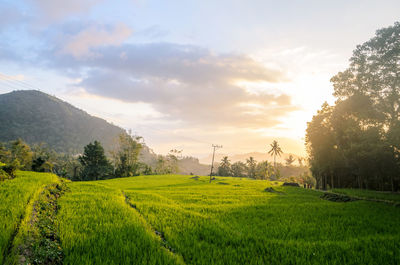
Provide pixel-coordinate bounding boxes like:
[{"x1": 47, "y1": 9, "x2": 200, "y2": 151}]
[{"x1": 0, "y1": 73, "x2": 42, "y2": 91}]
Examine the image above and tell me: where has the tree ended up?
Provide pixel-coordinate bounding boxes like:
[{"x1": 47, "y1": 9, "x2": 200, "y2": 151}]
[
  {"x1": 268, "y1": 140, "x2": 283, "y2": 175},
  {"x1": 285, "y1": 155, "x2": 295, "y2": 166},
  {"x1": 306, "y1": 22, "x2": 400, "y2": 191},
  {"x1": 231, "y1": 161, "x2": 247, "y2": 178},
  {"x1": 113, "y1": 133, "x2": 142, "y2": 178},
  {"x1": 79, "y1": 141, "x2": 113, "y2": 181},
  {"x1": 246, "y1": 157, "x2": 257, "y2": 178},
  {"x1": 153, "y1": 150, "x2": 181, "y2": 175},
  {"x1": 255, "y1": 160, "x2": 275, "y2": 180},
  {"x1": 31, "y1": 143, "x2": 54, "y2": 172},
  {"x1": 217, "y1": 156, "x2": 231, "y2": 176},
  {"x1": 10, "y1": 139, "x2": 33, "y2": 170}
]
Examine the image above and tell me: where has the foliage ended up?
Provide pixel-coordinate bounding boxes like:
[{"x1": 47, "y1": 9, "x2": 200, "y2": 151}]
[
  {"x1": 254, "y1": 160, "x2": 275, "y2": 180},
  {"x1": 245, "y1": 157, "x2": 257, "y2": 178},
  {"x1": 217, "y1": 156, "x2": 231, "y2": 176},
  {"x1": 154, "y1": 150, "x2": 181, "y2": 175},
  {"x1": 9, "y1": 182, "x2": 67, "y2": 265},
  {"x1": 112, "y1": 133, "x2": 142, "y2": 177},
  {"x1": 78, "y1": 141, "x2": 114, "y2": 181},
  {"x1": 231, "y1": 161, "x2": 247, "y2": 178},
  {"x1": 307, "y1": 22, "x2": 400, "y2": 191},
  {"x1": 268, "y1": 140, "x2": 283, "y2": 175}
]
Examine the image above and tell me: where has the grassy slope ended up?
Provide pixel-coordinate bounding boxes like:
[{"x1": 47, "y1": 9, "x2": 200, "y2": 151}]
[
  {"x1": 60, "y1": 175, "x2": 400, "y2": 265},
  {"x1": 332, "y1": 188, "x2": 400, "y2": 202},
  {"x1": 0, "y1": 171, "x2": 60, "y2": 264},
  {"x1": 56, "y1": 182, "x2": 183, "y2": 265}
]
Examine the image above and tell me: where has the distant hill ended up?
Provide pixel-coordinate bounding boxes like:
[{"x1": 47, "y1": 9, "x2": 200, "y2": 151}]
[
  {"x1": 178, "y1": 157, "x2": 210, "y2": 175},
  {"x1": 0, "y1": 90, "x2": 209, "y2": 175},
  {"x1": 0, "y1": 90, "x2": 125, "y2": 154}
]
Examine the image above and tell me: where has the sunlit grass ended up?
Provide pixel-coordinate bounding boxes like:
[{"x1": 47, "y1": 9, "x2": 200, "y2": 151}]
[
  {"x1": 56, "y1": 181, "x2": 183, "y2": 265},
  {"x1": 0, "y1": 171, "x2": 59, "y2": 264},
  {"x1": 98, "y1": 175, "x2": 400, "y2": 264}
]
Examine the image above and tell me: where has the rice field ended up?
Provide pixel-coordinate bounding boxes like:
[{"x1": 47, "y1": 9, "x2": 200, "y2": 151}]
[
  {"x1": 0, "y1": 171, "x2": 60, "y2": 264},
  {"x1": 332, "y1": 188, "x2": 400, "y2": 203},
  {"x1": 2, "y1": 173, "x2": 400, "y2": 264}
]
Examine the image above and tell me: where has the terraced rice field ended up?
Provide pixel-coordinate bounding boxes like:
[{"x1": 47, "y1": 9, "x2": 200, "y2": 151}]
[
  {"x1": 2, "y1": 173, "x2": 400, "y2": 264},
  {"x1": 0, "y1": 171, "x2": 60, "y2": 264}
]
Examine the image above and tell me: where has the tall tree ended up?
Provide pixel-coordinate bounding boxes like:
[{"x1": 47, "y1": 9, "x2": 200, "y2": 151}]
[
  {"x1": 217, "y1": 156, "x2": 231, "y2": 176},
  {"x1": 307, "y1": 22, "x2": 400, "y2": 191},
  {"x1": 113, "y1": 133, "x2": 142, "y2": 178},
  {"x1": 268, "y1": 140, "x2": 283, "y2": 173},
  {"x1": 246, "y1": 157, "x2": 257, "y2": 178},
  {"x1": 10, "y1": 139, "x2": 33, "y2": 170},
  {"x1": 79, "y1": 141, "x2": 113, "y2": 181},
  {"x1": 231, "y1": 161, "x2": 247, "y2": 178}
]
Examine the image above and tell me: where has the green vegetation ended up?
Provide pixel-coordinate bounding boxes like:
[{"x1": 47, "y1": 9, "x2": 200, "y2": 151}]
[
  {"x1": 306, "y1": 22, "x2": 400, "y2": 191},
  {"x1": 59, "y1": 175, "x2": 400, "y2": 264},
  {"x1": 0, "y1": 90, "x2": 124, "y2": 154},
  {"x1": 56, "y1": 181, "x2": 182, "y2": 265},
  {"x1": 333, "y1": 189, "x2": 400, "y2": 203},
  {"x1": 0, "y1": 171, "x2": 60, "y2": 264},
  {"x1": 1, "y1": 172, "x2": 400, "y2": 264}
]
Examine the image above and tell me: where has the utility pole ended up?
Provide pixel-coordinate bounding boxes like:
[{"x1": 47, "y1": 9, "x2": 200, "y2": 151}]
[{"x1": 209, "y1": 144, "x2": 222, "y2": 183}]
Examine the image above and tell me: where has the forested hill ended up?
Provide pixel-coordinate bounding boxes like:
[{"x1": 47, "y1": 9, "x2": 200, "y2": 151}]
[{"x1": 0, "y1": 90, "x2": 124, "y2": 154}]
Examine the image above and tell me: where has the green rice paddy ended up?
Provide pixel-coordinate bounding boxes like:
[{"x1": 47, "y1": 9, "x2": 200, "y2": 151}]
[{"x1": 1, "y1": 173, "x2": 400, "y2": 264}]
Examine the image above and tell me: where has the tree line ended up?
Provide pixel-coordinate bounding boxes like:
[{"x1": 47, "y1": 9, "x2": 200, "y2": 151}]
[
  {"x1": 215, "y1": 153, "x2": 313, "y2": 186},
  {"x1": 0, "y1": 132, "x2": 181, "y2": 181},
  {"x1": 306, "y1": 22, "x2": 400, "y2": 191}
]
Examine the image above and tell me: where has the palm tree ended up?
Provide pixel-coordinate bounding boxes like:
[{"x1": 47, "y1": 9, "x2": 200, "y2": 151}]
[
  {"x1": 246, "y1": 156, "x2": 257, "y2": 178},
  {"x1": 268, "y1": 140, "x2": 283, "y2": 171}
]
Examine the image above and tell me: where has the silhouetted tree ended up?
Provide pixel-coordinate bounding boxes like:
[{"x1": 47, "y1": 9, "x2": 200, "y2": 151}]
[
  {"x1": 79, "y1": 141, "x2": 113, "y2": 181},
  {"x1": 231, "y1": 161, "x2": 247, "y2": 178},
  {"x1": 268, "y1": 140, "x2": 283, "y2": 176},
  {"x1": 217, "y1": 156, "x2": 231, "y2": 176},
  {"x1": 246, "y1": 157, "x2": 257, "y2": 178}
]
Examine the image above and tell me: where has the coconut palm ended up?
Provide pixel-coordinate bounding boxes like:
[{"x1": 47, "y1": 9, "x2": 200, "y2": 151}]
[
  {"x1": 268, "y1": 140, "x2": 283, "y2": 170},
  {"x1": 246, "y1": 156, "x2": 257, "y2": 178}
]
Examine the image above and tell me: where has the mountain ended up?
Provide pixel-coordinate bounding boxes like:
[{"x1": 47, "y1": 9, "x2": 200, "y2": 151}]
[
  {"x1": 200, "y1": 152, "x2": 303, "y2": 165},
  {"x1": 0, "y1": 90, "x2": 125, "y2": 154},
  {"x1": 0, "y1": 90, "x2": 209, "y2": 175},
  {"x1": 178, "y1": 157, "x2": 210, "y2": 175}
]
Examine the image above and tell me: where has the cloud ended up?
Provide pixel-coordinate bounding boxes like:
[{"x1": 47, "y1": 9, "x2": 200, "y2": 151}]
[
  {"x1": 30, "y1": 0, "x2": 102, "y2": 21},
  {"x1": 61, "y1": 24, "x2": 132, "y2": 58},
  {"x1": 45, "y1": 42, "x2": 297, "y2": 128}
]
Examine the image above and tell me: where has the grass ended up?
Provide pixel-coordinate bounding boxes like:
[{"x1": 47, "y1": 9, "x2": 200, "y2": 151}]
[
  {"x1": 103, "y1": 175, "x2": 400, "y2": 265},
  {"x1": 332, "y1": 188, "x2": 400, "y2": 203},
  {"x1": 56, "y1": 181, "x2": 183, "y2": 265},
  {"x1": 2, "y1": 173, "x2": 400, "y2": 264},
  {"x1": 0, "y1": 171, "x2": 60, "y2": 264}
]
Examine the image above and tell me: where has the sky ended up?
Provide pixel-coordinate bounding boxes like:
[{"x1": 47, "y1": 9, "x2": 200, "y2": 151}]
[{"x1": 0, "y1": 0, "x2": 399, "y2": 161}]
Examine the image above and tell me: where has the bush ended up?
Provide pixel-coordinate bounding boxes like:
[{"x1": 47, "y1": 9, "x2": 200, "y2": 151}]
[
  {"x1": 1, "y1": 164, "x2": 17, "y2": 178},
  {"x1": 0, "y1": 169, "x2": 11, "y2": 181}
]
